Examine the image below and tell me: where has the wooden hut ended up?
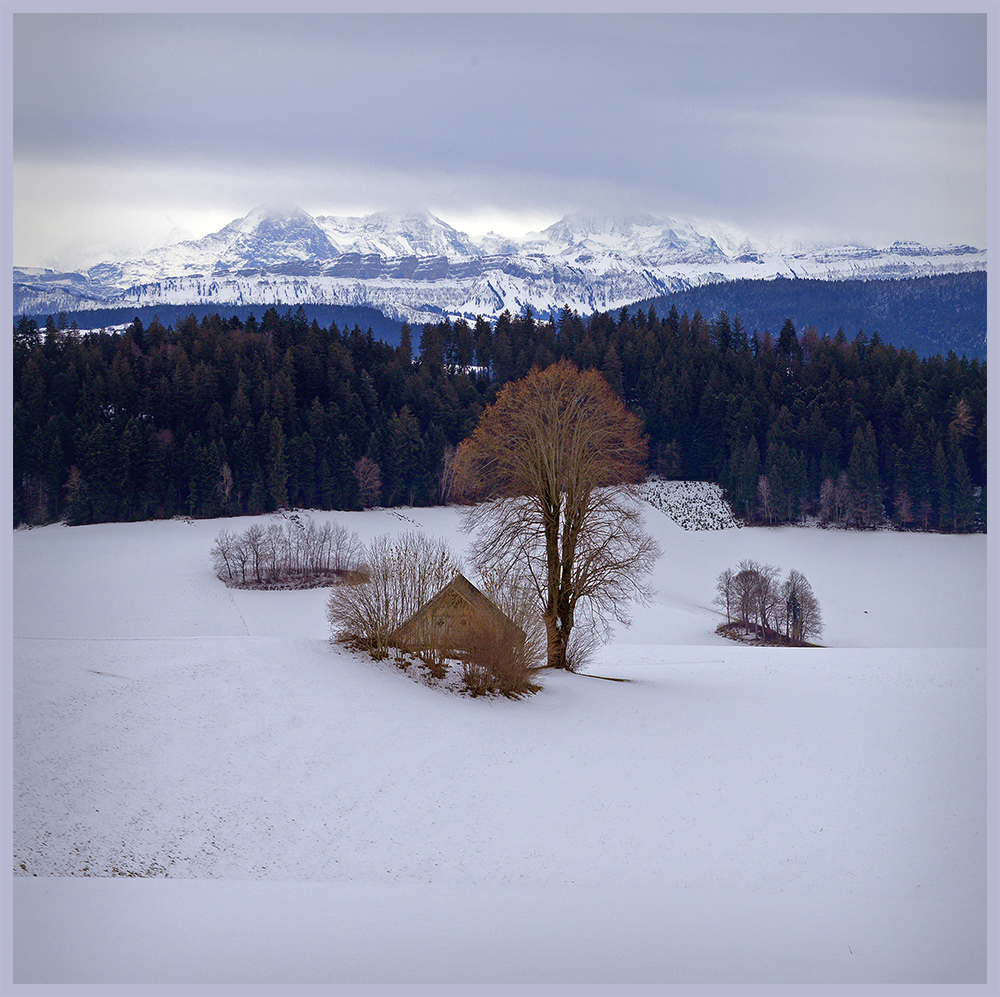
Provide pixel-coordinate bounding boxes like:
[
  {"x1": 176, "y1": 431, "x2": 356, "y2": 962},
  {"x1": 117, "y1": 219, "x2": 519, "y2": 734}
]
[{"x1": 389, "y1": 573, "x2": 526, "y2": 658}]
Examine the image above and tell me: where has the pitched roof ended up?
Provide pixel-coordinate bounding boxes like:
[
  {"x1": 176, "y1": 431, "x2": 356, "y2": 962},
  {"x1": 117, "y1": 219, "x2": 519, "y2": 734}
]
[{"x1": 390, "y1": 573, "x2": 526, "y2": 648}]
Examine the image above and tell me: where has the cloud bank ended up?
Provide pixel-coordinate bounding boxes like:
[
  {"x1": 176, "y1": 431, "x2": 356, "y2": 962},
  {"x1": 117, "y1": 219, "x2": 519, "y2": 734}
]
[{"x1": 12, "y1": 11, "x2": 988, "y2": 269}]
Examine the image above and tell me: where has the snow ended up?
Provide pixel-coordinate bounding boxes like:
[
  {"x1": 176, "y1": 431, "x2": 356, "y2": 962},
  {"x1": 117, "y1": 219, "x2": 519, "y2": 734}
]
[
  {"x1": 638, "y1": 478, "x2": 743, "y2": 531},
  {"x1": 10, "y1": 499, "x2": 988, "y2": 985},
  {"x1": 14, "y1": 206, "x2": 988, "y2": 325}
]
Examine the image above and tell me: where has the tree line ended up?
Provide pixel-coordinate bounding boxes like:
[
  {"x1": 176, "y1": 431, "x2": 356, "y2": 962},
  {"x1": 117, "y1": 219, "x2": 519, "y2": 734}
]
[{"x1": 13, "y1": 301, "x2": 986, "y2": 531}]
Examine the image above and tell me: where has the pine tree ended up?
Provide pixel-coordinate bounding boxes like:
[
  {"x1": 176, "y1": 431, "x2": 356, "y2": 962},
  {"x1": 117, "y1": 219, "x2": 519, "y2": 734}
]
[
  {"x1": 907, "y1": 435, "x2": 932, "y2": 528},
  {"x1": 932, "y1": 441, "x2": 950, "y2": 530},
  {"x1": 847, "y1": 423, "x2": 882, "y2": 527},
  {"x1": 266, "y1": 417, "x2": 289, "y2": 510},
  {"x1": 951, "y1": 446, "x2": 976, "y2": 533},
  {"x1": 398, "y1": 323, "x2": 413, "y2": 366}
]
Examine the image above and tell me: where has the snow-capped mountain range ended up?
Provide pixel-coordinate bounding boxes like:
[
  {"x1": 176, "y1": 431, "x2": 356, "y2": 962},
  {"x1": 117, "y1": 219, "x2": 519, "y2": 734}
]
[{"x1": 13, "y1": 204, "x2": 987, "y2": 325}]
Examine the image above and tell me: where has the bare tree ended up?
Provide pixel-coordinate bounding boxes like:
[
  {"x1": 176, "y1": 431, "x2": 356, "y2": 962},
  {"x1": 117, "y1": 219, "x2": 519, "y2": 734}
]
[
  {"x1": 475, "y1": 564, "x2": 546, "y2": 668},
  {"x1": 834, "y1": 470, "x2": 852, "y2": 527},
  {"x1": 210, "y1": 528, "x2": 239, "y2": 583},
  {"x1": 818, "y1": 476, "x2": 836, "y2": 525},
  {"x1": 779, "y1": 569, "x2": 823, "y2": 643},
  {"x1": 455, "y1": 360, "x2": 660, "y2": 670},
  {"x1": 713, "y1": 566, "x2": 736, "y2": 623},
  {"x1": 353, "y1": 455, "x2": 382, "y2": 509},
  {"x1": 894, "y1": 487, "x2": 914, "y2": 528},
  {"x1": 439, "y1": 443, "x2": 458, "y2": 503},
  {"x1": 731, "y1": 560, "x2": 761, "y2": 636},
  {"x1": 217, "y1": 461, "x2": 234, "y2": 512},
  {"x1": 326, "y1": 531, "x2": 461, "y2": 659},
  {"x1": 751, "y1": 561, "x2": 781, "y2": 640},
  {"x1": 757, "y1": 474, "x2": 773, "y2": 524},
  {"x1": 241, "y1": 524, "x2": 269, "y2": 585}
]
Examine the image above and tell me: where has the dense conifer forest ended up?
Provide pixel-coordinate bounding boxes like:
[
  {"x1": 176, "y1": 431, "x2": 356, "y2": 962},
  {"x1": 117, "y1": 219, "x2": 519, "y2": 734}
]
[
  {"x1": 13, "y1": 302, "x2": 986, "y2": 532},
  {"x1": 634, "y1": 271, "x2": 987, "y2": 361}
]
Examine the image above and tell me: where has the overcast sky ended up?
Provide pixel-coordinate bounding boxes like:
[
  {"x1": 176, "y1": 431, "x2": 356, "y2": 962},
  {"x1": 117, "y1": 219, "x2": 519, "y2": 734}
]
[{"x1": 11, "y1": 8, "x2": 990, "y2": 270}]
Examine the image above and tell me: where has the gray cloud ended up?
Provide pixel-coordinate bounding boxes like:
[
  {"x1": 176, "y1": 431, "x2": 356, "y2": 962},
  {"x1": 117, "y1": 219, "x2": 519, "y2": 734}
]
[{"x1": 12, "y1": 11, "x2": 988, "y2": 268}]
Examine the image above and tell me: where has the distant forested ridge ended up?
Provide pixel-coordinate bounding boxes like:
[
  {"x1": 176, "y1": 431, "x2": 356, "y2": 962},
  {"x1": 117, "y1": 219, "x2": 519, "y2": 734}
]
[
  {"x1": 15, "y1": 301, "x2": 407, "y2": 346},
  {"x1": 13, "y1": 303, "x2": 985, "y2": 532},
  {"x1": 632, "y1": 271, "x2": 986, "y2": 361}
]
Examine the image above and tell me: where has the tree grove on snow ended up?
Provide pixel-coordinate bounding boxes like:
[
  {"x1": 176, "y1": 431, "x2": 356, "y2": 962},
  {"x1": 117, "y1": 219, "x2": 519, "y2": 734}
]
[
  {"x1": 714, "y1": 559, "x2": 823, "y2": 645},
  {"x1": 211, "y1": 515, "x2": 362, "y2": 589}
]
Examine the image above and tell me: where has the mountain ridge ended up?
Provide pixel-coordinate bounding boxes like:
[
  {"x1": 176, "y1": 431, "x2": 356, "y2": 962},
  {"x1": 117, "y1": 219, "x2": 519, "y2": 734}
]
[{"x1": 14, "y1": 204, "x2": 987, "y2": 325}]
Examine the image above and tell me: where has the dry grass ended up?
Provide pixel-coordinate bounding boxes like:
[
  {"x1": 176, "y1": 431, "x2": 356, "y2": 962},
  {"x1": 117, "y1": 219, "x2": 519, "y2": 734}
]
[{"x1": 459, "y1": 614, "x2": 541, "y2": 698}]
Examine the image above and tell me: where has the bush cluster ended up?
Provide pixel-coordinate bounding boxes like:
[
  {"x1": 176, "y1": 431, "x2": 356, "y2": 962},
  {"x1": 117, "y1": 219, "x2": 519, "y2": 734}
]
[
  {"x1": 326, "y1": 532, "x2": 541, "y2": 697},
  {"x1": 325, "y1": 531, "x2": 461, "y2": 658},
  {"x1": 714, "y1": 559, "x2": 823, "y2": 645},
  {"x1": 211, "y1": 515, "x2": 363, "y2": 589}
]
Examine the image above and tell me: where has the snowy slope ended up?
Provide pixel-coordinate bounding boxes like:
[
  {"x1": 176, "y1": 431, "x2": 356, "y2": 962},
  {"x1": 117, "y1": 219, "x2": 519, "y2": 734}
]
[
  {"x1": 87, "y1": 204, "x2": 341, "y2": 286},
  {"x1": 11, "y1": 500, "x2": 987, "y2": 984},
  {"x1": 13, "y1": 205, "x2": 987, "y2": 324},
  {"x1": 315, "y1": 209, "x2": 479, "y2": 259}
]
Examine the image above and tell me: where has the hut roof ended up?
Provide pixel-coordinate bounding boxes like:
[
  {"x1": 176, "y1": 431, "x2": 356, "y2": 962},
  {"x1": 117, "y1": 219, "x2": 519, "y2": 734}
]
[{"x1": 389, "y1": 573, "x2": 526, "y2": 653}]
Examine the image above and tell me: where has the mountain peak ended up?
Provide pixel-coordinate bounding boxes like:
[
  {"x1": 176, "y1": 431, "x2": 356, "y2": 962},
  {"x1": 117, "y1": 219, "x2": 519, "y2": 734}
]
[
  {"x1": 314, "y1": 208, "x2": 478, "y2": 259},
  {"x1": 246, "y1": 202, "x2": 309, "y2": 222},
  {"x1": 14, "y1": 204, "x2": 986, "y2": 329},
  {"x1": 185, "y1": 203, "x2": 340, "y2": 269}
]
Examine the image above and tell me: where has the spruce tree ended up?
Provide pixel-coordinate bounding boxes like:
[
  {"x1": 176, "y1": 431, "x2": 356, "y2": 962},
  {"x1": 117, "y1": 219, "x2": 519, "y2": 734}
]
[
  {"x1": 932, "y1": 441, "x2": 950, "y2": 530},
  {"x1": 266, "y1": 417, "x2": 288, "y2": 510},
  {"x1": 951, "y1": 447, "x2": 976, "y2": 533},
  {"x1": 848, "y1": 423, "x2": 881, "y2": 527}
]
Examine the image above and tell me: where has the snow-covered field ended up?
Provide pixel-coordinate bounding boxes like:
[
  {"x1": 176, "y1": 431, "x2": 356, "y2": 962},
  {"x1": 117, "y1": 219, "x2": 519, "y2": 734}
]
[{"x1": 10, "y1": 496, "x2": 989, "y2": 985}]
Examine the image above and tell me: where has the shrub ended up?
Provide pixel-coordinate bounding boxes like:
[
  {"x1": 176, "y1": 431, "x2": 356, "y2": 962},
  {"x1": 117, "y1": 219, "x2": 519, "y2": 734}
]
[
  {"x1": 212, "y1": 516, "x2": 362, "y2": 589},
  {"x1": 326, "y1": 531, "x2": 462, "y2": 659},
  {"x1": 458, "y1": 568, "x2": 545, "y2": 696},
  {"x1": 714, "y1": 559, "x2": 822, "y2": 645},
  {"x1": 459, "y1": 613, "x2": 539, "y2": 698},
  {"x1": 563, "y1": 625, "x2": 601, "y2": 674}
]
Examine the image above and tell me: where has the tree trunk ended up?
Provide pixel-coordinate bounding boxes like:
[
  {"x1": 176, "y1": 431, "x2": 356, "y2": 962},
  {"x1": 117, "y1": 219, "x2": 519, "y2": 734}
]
[
  {"x1": 544, "y1": 610, "x2": 568, "y2": 669},
  {"x1": 543, "y1": 488, "x2": 567, "y2": 668}
]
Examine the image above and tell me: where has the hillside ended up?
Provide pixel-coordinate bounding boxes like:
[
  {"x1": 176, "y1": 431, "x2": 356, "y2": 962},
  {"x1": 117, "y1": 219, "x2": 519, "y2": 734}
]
[
  {"x1": 14, "y1": 305, "x2": 986, "y2": 535},
  {"x1": 12, "y1": 503, "x2": 987, "y2": 983},
  {"x1": 630, "y1": 271, "x2": 988, "y2": 360}
]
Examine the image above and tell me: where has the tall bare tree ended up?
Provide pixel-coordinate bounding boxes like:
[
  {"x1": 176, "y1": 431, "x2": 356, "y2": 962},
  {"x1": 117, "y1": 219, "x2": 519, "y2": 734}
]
[
  {"x1": 713, "y1": 567, "x2": 736, "y2": 623},
  {"x1": 454, "y1": 360, "x2": 660, "y2": 670},
  {"x1": 353, "y1": 455, "x2": 382, "y2": 509},
  {"x1": 779, "y1": 568, "x2": 823, "y2": 643}
]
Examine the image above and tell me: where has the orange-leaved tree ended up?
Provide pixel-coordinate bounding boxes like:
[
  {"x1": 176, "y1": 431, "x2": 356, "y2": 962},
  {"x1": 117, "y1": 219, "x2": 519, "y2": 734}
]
[{"x1": 454, "y1": 359, "x2": 660, "y2": 670}]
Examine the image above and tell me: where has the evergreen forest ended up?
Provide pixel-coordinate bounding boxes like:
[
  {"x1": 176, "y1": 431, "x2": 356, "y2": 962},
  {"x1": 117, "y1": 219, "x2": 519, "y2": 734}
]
[
  {"x1": 635, "y1": 271, "x2": 987, "y2": 361},
  {"x1": 13, "y1": 303, "x2": 986, "y2": 532}
]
